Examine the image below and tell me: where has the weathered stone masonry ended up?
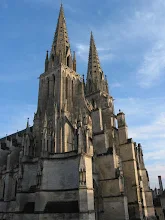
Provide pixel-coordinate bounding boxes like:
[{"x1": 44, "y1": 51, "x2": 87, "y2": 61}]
[{"x1": 0, "y1": 4, "x2": 156, "y2": 220}]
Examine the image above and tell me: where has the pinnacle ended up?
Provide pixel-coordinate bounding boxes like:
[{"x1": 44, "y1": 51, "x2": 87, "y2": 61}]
[
  {"x1": 26, "y1": 118, "x2": 30, "y2": 134},
  {"x1": 46, "y1": 50, "x2": 49, "y2": 60},
  {"x1": 73, "y1": 51, "x2": 76, "y2": 60},
  {"x1": 26, "y1": 118, "x2": 29, "y2": 128},
  {"x1": 59, "y1": 2, "x2": 65, "y2": 19}
]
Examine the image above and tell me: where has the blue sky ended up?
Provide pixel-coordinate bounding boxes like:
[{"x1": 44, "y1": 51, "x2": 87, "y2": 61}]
[{"x1": 0, "y1": 0, "x2": 165, "y2": 188}]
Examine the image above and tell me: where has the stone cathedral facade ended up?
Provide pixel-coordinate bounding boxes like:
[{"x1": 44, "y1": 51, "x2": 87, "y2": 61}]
[{"x1": 0, "y1": 5, "x2": 156, "y2": 220}]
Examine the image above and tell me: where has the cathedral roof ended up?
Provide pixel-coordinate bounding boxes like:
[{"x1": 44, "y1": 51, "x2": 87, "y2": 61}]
[{"x1": 0, "y1": 127, "x2": 33, "y2": 144}]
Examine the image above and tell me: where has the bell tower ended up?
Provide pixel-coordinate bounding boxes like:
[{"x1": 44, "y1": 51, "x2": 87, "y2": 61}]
[{"x1": 33, "y1": 4, "x2": 82, "y2": 156}]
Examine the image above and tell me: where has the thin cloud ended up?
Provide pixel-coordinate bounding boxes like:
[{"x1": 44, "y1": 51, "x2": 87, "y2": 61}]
[
  {"x1": 73, "y1": 0, "x2": 165, "y2": 88},
  {"x1": 145, "y1": 150, "x2": 165, "y2": 161},
  {"x1": 111, "y1": 82, "x2": 122, "y2": 88},
  {"x1": 146, "y1": 163, "x2": 165, "y2": 188},
  {"x1": 115, "y1": 97, "x2": 165, "y2": 117},
  {"x1": 116, "y1": 98, "x2": 165, "y2": 141},
  {"x1": 137, "y1": 41, "x2": 165, "y2": 88},
  {"x1": 76, "y1": 43, "x2": 89, "y2": 62},
  {"x1": 22, "y1": 0, "x2": 165, "y2": 88},
  {"x1": 122, "y1": 0, "x2": 165, "y2": 87},
  {"x1": 129, "y1": 114, "x2": 165, "y2": 140}
]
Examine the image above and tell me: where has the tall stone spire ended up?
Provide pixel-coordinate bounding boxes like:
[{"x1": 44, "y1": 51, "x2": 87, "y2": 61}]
[
  {"x1": 49, "y1": 4, "x2": 73, "y2": 69},
  {"x1": 86, "y1": 32, "x2": 108, "y2": 95}
]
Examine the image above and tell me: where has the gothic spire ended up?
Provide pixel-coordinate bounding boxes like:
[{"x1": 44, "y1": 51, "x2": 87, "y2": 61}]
[
  {"x1": 88, "y1": 32, "x2": 102, "y2": 75},
  {"x1": 49, "y1": 4, "x2": 73, "y2": 68},
  {"x1": 86, "y1": 32, "x2": 109, "y2": 95}
]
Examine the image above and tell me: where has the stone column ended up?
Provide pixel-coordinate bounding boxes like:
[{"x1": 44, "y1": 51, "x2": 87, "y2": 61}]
[{"x1": 78, "y1": 154, "x2": 95, "y2": 220}]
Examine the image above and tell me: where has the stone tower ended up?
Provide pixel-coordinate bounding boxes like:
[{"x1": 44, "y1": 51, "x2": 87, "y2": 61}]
[{"x1": 0, "y1": 4, "x2": 156, "y2": 220}]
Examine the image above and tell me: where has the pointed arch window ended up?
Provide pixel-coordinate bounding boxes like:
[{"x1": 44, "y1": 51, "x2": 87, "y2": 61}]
[
  {"x1": 53, "y1": 75, "x2": 55, "y2": 97},
  {"x1": 51, "y1": 139, "x2": 54, "y2": 153},
  {"x1": 67, "y1": 55, "x2": 70, "y2": 67},
  {"x1": 52, "y1": 54, "x2": 54, "y2": 62},
  {"x1": 100, "y1": 72, "x2": 103, "y2": 80},
  {"x1": 66, "y1": 77, "x2": 68, "y2": 99},
  {"x1": 54, "y1": 140, "x2": 56, "y2": 153},
  {"x1": 47, "y1": 140, "x2": 49, "y2": 152},
  {"x1": 3, "y1": 181, "x2": 5, "y2": 199},
  {"x1": 15, "y1": 180, "x2": 17, "y2": 198},
  {"x1": 92, "y1": 99, "x2": 96, "y2": 108},
  {"x1": 47, "y1": 78, "x2": 49, "y2": 97},
  {"x1": 44, "y1": 139, "x2": 45, "y2": 151},
  {"x1": 32, "y1": 144, "x2": 35, "y2": 157}
]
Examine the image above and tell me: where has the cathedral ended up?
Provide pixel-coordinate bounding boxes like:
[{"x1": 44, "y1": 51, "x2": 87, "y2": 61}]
[{"x1": 0, "y1": 4, "x2": 157, "y2": 220}]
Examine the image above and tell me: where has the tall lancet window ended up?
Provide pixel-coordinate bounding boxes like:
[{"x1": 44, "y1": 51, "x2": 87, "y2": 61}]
[
  {"x1": 51, "y1": 138, "x2": 54, "y2": 153},
  {"x1": 53, "y1": 75, "x2": 55, "y2": 97},
  {"x1": 41, "y1": 140, "x2": 42, "y2": 151},
  {"x1": 53, "y1": 139, "x2": 56, "y2": 153},
  {"x1": 67, "y1": 55, "x2": 70, "y2": 67},
  {"x1": 3, "y1": 181, "x2": 5, "y2": 199},
  {"x1": 15, "y1": 180, "x2": 17, "y2": 198},
  {"x1": 66, "y1": 77, "x2": 68, "y2": 99},
  {"x1": 44, "y1": 139, "x2": 45, "y2": 151},
  {"x1": 100, "y1": 71, "x2": 103, "y2": 80},
  {"x1": 47, "y1": 78, "x2": 49, "y2": 97},
  {"x1": 51, "y1": 54, "x2": 54, "y2": 67},
  {"x1": 47, "y1": 140, "x2": 49, "y2": 152}
]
